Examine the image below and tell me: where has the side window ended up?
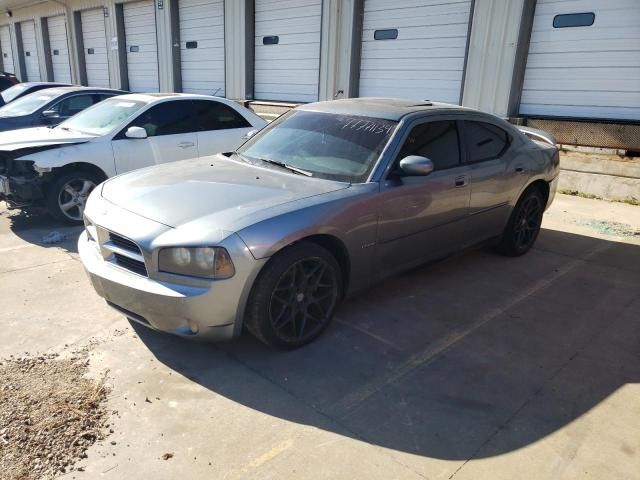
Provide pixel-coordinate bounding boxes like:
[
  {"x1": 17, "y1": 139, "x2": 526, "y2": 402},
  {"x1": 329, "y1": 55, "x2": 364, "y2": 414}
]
[
  {"x1": 50, "y1": 94, "x2": 95, "y2": 117},
  {"x1": 194, "y1": 100, "x2": 251, "y2": 131},
  {"x1": 398, "y1": 120, "x2": 460, "y2": 170},
  {"x1": 462, "y1": 121, "x2": 510, "y2": 162},
  {"x1": 127, "y1": 101, "x2": 200, "y2": 137}
]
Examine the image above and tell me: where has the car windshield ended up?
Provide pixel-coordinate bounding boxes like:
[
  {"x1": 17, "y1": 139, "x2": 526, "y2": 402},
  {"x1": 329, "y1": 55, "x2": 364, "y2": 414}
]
[
  {"x1": 58, "y1": 99, "x2": 147, "y2": 136},
  {"x1": 1, "y1": 83, "x2": 30, "y2": 104},
  {"x1": 0, "y1": 90, "x2": 58, "y2": 117},
  {"x1": 237, "y1": 110, "x2": 397, "y2": 182}
]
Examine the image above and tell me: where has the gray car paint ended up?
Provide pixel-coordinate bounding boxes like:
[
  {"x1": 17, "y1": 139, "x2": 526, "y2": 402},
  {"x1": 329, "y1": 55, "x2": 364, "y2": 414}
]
[{"x1": 80, "y1": 98, "x2": 559, "y2": 341}]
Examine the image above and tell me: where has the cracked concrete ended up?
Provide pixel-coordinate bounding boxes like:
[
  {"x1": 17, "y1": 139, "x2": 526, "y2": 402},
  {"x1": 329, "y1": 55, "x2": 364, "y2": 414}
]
[{"x1": 1, "y1": 195, "x2": 639, "y2": 480}]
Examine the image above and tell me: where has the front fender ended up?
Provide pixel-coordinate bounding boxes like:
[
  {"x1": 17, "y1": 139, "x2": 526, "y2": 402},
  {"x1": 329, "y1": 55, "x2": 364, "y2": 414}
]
[{"x1": 17, "y1": 141, "x2": 117, "y2": 177}]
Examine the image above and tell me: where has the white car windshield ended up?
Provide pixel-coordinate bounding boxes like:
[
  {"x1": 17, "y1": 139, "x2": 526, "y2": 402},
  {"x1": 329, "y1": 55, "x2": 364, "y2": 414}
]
[
  {"x1": 237, "y1": 110, "x2": 398, "y2": 183},
  {"x1": 58, "y1": 99, "x2": 146, "y2": 136},
  {"x1": 0, "y1": 91, "x2": 58, "y2": 117},
  {"x1": 1, "y1": 83, "x2": 30, "y2": 104}
]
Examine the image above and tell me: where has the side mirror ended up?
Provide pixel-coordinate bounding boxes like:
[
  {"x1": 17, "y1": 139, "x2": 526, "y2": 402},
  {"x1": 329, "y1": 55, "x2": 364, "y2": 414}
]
[
  {"x1": 125, "y1": 126, "x2": 148, "y2": 139},
  {"x1": 242, "y1": 129, "x2": 258, "y2": 140},
  {"x1": 42, "y1": 110, "x2": 60, "y2": 120},
  {"x1": 398, "y1": 155, "x2": 435, "y2": 176}
]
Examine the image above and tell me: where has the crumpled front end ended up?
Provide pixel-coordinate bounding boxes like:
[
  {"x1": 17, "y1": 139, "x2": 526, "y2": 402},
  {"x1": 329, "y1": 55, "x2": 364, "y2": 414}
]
[{"x1": 0, "y1": 152, "x2": 42, "y2": 207}]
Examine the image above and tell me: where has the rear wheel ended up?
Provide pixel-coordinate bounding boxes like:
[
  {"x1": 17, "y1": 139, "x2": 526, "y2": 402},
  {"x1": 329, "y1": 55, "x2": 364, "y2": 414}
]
[
  {"x1": 45, "y1": 170, "x2": 102, "y2": 224},
  {"x1": 245, "y1": 242, "x2": 342, "y2": 349},
  {"x1": 498, "y1": 187, "x2": 545, "y2": 256}
]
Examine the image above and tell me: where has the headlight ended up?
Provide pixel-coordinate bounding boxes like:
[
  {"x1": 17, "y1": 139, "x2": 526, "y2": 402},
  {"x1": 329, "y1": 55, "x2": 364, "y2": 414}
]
[{"x1": 158, "y1": 247, "x2": 235, "y2": 279}]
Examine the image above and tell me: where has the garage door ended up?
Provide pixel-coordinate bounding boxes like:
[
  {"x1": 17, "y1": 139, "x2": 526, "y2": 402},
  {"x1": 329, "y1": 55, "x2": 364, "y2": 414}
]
[
  {"x1": 81, "y1": 9, "x2": 110, "y2": 88},
  {"x1": 254, "y1": 0, "x2": 322, "y2": 102},
  {"x1": 359, "y1": 0, "x2": 472, "y2": 103},
  {"x1": 0, "y1": 25, "x2": 14, "y2": 74},
  {"x1": 47, "y1": 16, "x2": 72, "y2": 83},
  {"x1": 520, "y1": 0, "x2": 640, "y2": 121},
  {"x1": 20, "y1": 21, "x2": 41, "y2": 81},
  {"x1": 178, "y1": 0, "x2": 225, "y2": 96},
  {"x1": 123, "y1": 0, "x2": 159, "y2": 92}
]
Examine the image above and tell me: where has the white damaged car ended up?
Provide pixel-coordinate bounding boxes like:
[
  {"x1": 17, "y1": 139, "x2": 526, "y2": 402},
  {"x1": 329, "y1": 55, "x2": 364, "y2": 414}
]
[{"x1": 0, "y1": 93, "x2": 266, "y2": 223}]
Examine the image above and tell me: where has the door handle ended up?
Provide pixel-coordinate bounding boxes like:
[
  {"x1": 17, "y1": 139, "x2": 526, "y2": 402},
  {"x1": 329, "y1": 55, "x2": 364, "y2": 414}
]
[
  {"x1": 178, "y1": 141, "x2": 195, "y2": 148},
  {"x1": 455, "y1": 175, "x2": 468, "y2": 188},
  {"x1": 515, "y1": 166, "x2": 525, "y2": 174}
]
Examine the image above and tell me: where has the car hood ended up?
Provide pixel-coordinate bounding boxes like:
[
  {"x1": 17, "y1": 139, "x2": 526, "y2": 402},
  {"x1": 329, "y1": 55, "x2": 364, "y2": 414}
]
[
  {"x1": 0, "y1": 126, "x2": 93, "y2": 151},
  {"x1": 101, "y1": 155, "x2": 350, "y2": 229}
]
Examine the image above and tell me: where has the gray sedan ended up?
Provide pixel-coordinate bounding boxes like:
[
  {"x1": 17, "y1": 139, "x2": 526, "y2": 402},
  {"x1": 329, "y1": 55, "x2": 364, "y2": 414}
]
[{"x1": 79, "y1": 98, "x2": 559, "y2": 349}]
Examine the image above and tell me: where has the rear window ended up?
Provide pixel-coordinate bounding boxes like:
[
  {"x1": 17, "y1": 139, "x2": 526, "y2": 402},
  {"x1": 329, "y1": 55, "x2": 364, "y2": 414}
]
[{"x1": 461, "y1": 121, "x2": 510, "y2": 163}]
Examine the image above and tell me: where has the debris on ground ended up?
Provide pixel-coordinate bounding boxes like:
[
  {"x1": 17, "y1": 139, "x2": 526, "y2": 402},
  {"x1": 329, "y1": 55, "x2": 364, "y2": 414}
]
[
  {"x1": 41, "y1": 232, "x2": 67, "y2": 244},
  {"x1": 576, "y1": 219, "x2": 640, "y2": 238},
  {"x1": 0, "y1": 352, "x2": 111, "y2": 480},
  {"x1": 161, "y1": 452, "x2": 174, "y2": 461}
]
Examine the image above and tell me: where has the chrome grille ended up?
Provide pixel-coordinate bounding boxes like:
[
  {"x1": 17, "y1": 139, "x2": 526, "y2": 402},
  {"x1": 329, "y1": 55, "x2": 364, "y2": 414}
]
[
  {"x1": 97, "y1": 228, "x2": 148, "y2": 277},
  {"x1": 113, "y1": 253, "x2": 148, "y2": 276},
  {"x1": 109, "y1": 232, "x2": 141, "y2": 254}
]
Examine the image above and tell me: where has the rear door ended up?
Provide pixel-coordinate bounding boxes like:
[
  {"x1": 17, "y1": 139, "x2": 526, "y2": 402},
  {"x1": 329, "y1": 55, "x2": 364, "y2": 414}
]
[
  {"x1": 47, "y1": 15, "x2": 72, "y2": 83},
  {"x1": 112, "y1": 100, "x2": 200, "y2": 173},
  {"x1": 460, "y1": 120, "x2": 527, "y2": 241},
  {"x1": 376, "y1": 119, "x2": 471, "y2": 277},
  {"x1": 20, "y1": 21, "x2": 41, "y2": 81},
  {"x1": 193, "y1": 100, "x2": 254, "y2": 155}
]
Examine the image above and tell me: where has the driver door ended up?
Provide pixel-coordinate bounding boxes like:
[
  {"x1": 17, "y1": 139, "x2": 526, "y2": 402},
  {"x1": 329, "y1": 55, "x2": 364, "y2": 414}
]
[
  {"x1": 375, "y1": 120, "x2": 471, "y2": 278},
  {"x1": 111, "y1": 100, "x2": 200, "y2": 174}
]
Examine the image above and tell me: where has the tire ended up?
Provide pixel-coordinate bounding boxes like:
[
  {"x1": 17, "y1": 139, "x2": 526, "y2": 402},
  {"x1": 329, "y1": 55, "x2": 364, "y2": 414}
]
[
  {"x1": 244, "y1": 242, "x2": 343, "y2": 350},
  {"x1": 498, "y1": 186, "x2": 545, "y2": 256},
  {"x1": 45, "y1": 169, "x2": 102, "y2": 224}
]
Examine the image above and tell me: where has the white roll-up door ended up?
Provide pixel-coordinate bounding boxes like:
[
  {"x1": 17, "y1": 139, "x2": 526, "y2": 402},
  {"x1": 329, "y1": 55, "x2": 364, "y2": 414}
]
[
  {"x1": 520, "y1": 0, "x2": 640, "y2": 121},
  {"x1": 359, "y1": 0, "x2": 472, "y2": 103},
  {"x1": 81, "y1": 8, "x2": 110, "y2": 88},
  {"x1": 0, "y1": 26, "x2": 14, "y2": 74},
  {"x1": 20, "y1": 21, "x2": 41, "y2": 81},
  {"x1": 47, "y1": 16, "x2": 72, "y2": 83},
  {"x1": 178, "y1": 0, "x2": 225, "y2": 96},
  {"x1": 123, "y1": 0, "x2": 159, "y2": 92},
  {"x1": 254, "y1": 0, "x2": 322, "y2": 102}
]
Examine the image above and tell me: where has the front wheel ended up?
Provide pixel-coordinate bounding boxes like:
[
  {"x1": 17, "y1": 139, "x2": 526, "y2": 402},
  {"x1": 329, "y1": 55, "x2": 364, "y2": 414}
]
[
  {"x1": 244, "y1": 242, "x2": 342, "y2": 349},
  {"x1": 498, "y1": 187, "x2": 545, "y2": 256},
  {"x1": 45, "y1": 170, "x2": 102, "y2": 224}
]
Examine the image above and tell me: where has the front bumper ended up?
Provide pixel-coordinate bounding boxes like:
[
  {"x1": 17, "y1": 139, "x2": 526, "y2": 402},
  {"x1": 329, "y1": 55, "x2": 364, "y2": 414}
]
[
  {"x1": 78, "y1": 228, "x2": 265, "y2": 342},
  {"x1": 0, "y1": 173, "x2": 43, "y2": 206}
]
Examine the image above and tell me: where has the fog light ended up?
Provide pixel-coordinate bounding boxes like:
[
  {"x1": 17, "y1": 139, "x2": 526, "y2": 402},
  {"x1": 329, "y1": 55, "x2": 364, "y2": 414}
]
[{"x1": 187, "y1": 319, "x2": 199, "y2": 334}]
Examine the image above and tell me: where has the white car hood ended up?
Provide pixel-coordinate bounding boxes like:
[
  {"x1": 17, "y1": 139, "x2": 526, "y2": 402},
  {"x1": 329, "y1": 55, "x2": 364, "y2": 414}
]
[{"x1": 0, "y1": 126, "x2": 94, "y2": 152}]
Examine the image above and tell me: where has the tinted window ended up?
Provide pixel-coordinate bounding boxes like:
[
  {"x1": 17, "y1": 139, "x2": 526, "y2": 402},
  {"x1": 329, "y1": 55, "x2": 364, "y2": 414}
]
[
  {"x1": 50, "y1": 94, "x2": 95, "y2": 117},
  {"x1": 194, "y1": 100, "x2": 251, "y2": 131},
  {"x1": 128, "y1": 100, "x2": 200, "y2": 137},
  {"x1": 462, "y1": 121, "x2": 510, "y2": 162},
  {"x1": 398, "y1": 121, "x2": 460, "y2": 170},
  {"x1": 0, "y1": 78, "x2": 14, "y2": 91},
  {"x1": 553, "y1": 12, "x2": 595, "y2": 28}
]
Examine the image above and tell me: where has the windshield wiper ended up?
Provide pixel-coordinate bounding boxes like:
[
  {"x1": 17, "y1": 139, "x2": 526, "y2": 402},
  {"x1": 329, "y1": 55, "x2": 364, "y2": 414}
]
[{"x1": 258, "y1": 157, "x2": 313, "y2": 177}]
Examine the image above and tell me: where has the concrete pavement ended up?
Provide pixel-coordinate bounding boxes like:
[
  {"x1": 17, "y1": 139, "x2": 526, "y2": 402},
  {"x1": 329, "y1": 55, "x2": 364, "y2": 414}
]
[{"x1": 1, "y1": 194, "x2": 639, "y2": 480}]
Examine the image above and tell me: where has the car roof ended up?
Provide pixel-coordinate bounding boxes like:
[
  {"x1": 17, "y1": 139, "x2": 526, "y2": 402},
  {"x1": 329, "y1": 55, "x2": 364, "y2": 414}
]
[
  {"x1": 298, "y1": 97, "x2": 471, "y2": 121},
  {"x1": 19, "y1": 82, "x2": 71, "y2": 88},
  {"x1": 39, "y1": 86, "x2": 125, "y2": 95},
  {"x1": 114, "y1": 92, "x2": 232, "y2": 103}
]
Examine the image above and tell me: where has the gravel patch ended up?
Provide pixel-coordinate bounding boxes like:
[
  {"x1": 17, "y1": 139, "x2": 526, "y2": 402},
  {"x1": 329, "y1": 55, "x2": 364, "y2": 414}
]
[
  {"x1": 576, "y1": 219, "x2": 640, "y2": 238},
  {"x1": 0, "y1": 352, "x2": 111, "y2": 479}
]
